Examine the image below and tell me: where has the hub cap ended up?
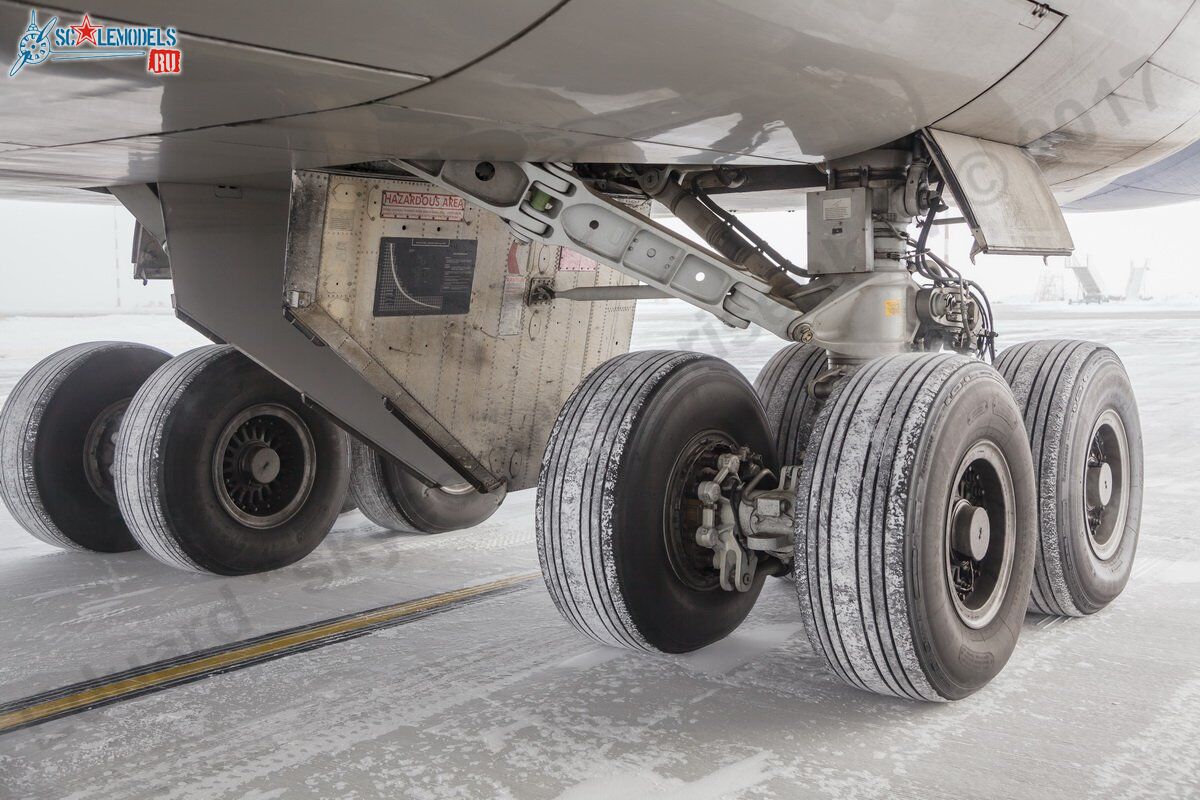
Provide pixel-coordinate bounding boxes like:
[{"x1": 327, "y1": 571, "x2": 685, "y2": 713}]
[
  {"x1": 212, "y1": 404, "x2": 316, "y2": 529},
  {"x1": 1085, "y1": 409, "x2": 1130, "y2": 561},
  {"x1": 945, "y1": 441, "x2": 1016, "y2": 629},
  {"x1": 83, "y1": 398, "x2": 130, "y2": 506}
]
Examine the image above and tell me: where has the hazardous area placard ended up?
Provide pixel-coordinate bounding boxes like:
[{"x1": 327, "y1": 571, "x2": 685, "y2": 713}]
[{"x1": 381, "y1": 190, "x2": 466, "y2": 221}]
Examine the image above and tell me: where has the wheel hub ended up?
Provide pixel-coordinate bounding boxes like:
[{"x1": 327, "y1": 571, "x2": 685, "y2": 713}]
[
  {"x1": 212, "y1": 403, "x2": 316, "y2": 529},
  {"x1": 242, "y1": 444, "x2": 282, "y2": 485},
  {"x1": 1085, "y1": 409, "x2": 1130, "y2": 561},
  {"x1": 1087, "y1": 461, "x2": 1114, "y2": 507},
  {"x1": 664, "y1": 432, "x2": 736, "y2": 592},
  {"x1": 951, "y1": 499, "x2": 990, "y2": 562},
  {"x1": 945, "y1": 441, "x2": 1016, "y2": 630},
  {"x1": 83, "y1": 398, "x2": 130, "y2": 507}
]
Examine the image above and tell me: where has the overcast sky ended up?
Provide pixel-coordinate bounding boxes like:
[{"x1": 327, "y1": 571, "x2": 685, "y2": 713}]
[{"x1": 1, "y1": 196, "x2": 1197, "y2": 315}]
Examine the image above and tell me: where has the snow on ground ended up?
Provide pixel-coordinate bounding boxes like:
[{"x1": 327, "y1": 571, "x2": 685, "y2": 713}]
[{"x1": 1, "y1": 302, "x2": 1199, "y2": 799}]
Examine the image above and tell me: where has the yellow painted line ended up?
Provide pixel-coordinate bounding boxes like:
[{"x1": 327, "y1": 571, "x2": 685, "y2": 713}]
[{"x1": 0, "y1": 572, "x2": 539, "y2": 735}]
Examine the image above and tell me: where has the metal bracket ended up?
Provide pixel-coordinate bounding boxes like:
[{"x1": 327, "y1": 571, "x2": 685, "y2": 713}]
[
  {"x1": 395, "y1": 160, "x2": 805, "y2": 341},
  {"x1": 695, "y1": 452, "x2": 758, "y2": 592},
  {"x1": 540, "y1": 284, "x2": 671, "y2": 303},
  {"x1": 740, "y1": 465, "x2": 801, "y2": 559}
]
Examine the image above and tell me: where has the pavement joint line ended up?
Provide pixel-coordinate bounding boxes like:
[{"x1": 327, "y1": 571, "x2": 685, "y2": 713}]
[{"x1": 0, "y1": 572, "x2": 541, "y2": 736}]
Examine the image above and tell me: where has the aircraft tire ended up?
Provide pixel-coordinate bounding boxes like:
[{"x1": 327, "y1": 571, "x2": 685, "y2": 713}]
[
  {"x1": 536, "y1": 350, "x2": 775, "y2": 654},
  {"x1": 796, "y1": 354, "x2": 1036, "y2": 700},
  {"x1": 114, "y1": 345, "x2": 349, "y2": 575},
  {"x1": 0, "y1": 341, "x2": 170, "y2": 552},
  {"x1": 348, "y1": 439, "x2": 504, "y2": 534},
  {"x1": 995, "y1": 340, "x2": 1143, "y2": 616},
  {"x1": 753, "y1": 342, "x2": 827, "y2": 468}
]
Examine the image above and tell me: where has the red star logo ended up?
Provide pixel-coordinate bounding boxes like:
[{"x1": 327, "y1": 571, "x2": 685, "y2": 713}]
[{"x1": 70, "y1": 14, "x2": 100, "y2": 47}]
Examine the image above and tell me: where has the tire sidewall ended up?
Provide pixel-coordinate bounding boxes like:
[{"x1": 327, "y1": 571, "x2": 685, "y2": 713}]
[
  {"x1": 382, "y1": 459, "x2": 504, "y2": 534},
  {"x1": 613, "y1": 358, "x2": 775, "y2": 653},
  {"x1": 19, "y1": 345, "x2": 169, "y2": 552},
  {"x1": 1059, "y1": 355, "x2": 1143, "y2": 612},
  {"x1": 159, "y1": 352, "x2": 347, "y2": 574},
  {"x1": 909, "y1": 370, "x2": 1037, "y2": 700}
]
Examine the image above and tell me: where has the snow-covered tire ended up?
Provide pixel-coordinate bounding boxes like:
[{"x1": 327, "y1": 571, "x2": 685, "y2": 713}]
[
  {"x1": 0, "y1": 341, "x2": 170, "y2": 552},
  {"x1": 995, "y1": 340, "x2": 1143, "y2": 616},
  {"x1": 348, "y1": 439, "x2": 503, "y2": 533},
  {"x1": 337, "y1": 446, "x2": 356, "y2": 516},
  {"x1": 536, "y1": 351, "x2": 775, "y2": 653},
  {"x1": 754, "y1": 342, "x2": 826, "y2": 468},
  {"x1": 796, "y1": 354, "x2": 1036, "y2": 701},
  {"x1": 114, "y1": 345, "x2": 349, "y2": 574}
]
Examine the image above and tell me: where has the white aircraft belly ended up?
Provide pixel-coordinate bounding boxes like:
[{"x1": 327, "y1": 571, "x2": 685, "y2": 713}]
[
  {"x1": 1, "y1": 0, "x2": 1198, "y2": 208},
  {"x1": 396, "y1": 0, "x2": 1060, "y2": 163}
]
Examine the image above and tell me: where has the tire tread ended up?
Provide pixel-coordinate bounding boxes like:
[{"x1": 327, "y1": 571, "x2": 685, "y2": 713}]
[
  {"x1": 796, "y1": 353, "x2": 1002, "y2": 701},
  {"x1": 753, "y1": 343, "x2": 826, "y2": 467},
  {"x1": 536, "y1": 350, "x2": 709, "y2": 652},
  {"x1": 348, "y1": 440, "x2": 417, "y2": 532},
  {"x1": 0, "y1": 342, "x2": 162, "y2": 551},
  {"x1": 114, "y1": 345, "x2": 234, "y2": 572},
  {"x1": 995, "y1": 338, "x2": 1131, "y2": 617}
]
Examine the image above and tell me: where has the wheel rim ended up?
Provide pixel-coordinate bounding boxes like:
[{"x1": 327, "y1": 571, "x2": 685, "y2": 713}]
[
  {"x1": 212, "y1": 403, "x2": 316, "y2": 529},
  {"x1": 436, "y1": 482, "x2": 476, "y2": 496},
  {"x1": 82, "y1": 398, "x2": 130, "y2": 507},
  {"x1": 1085, "y1": 409, "x2": 1130, "y2": 561},
  {"x1": 663, "y1": 430, "x2": 735, "y2": 592},
  {"x1": 944, "y1": 440, "x2": 1016, "y2": 630}
]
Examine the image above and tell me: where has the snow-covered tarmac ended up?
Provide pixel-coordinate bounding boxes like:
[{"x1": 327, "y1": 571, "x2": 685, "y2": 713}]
[{"x1": 1, "y1": 302, "x2": 1198, "y2": 799}]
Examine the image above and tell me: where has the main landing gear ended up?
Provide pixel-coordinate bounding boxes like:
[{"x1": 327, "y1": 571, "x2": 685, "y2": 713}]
[
  {"x1": 0, "y1": 144, "x2": 1147, "y2": 702},
  {"x1": 0, "y1": 339, "x2": 505, "y2": 573},
  {"x1": 538, "y1": 339, "x2": 1141, "y2": 701},
  {"x1": 454, "y1": 145, "x2": 1141, "y2": 701}
]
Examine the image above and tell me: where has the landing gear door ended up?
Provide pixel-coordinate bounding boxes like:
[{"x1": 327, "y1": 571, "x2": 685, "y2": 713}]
[
  {"x1": 923, "y1": 128, "x2": 1074, "y2": 257},
  {"x1": 282, "y1": 169, "x2": 639, "y2": 493}
]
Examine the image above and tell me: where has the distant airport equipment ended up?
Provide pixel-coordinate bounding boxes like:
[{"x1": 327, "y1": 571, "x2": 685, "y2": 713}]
[
  {"x1": 1067, "y1": 255, "x2": 1111, "y2": 304},
  {"x1": 1035, "y1": 259, "x2": 1066, "y2": 302},
  {"x1": 1123, "y1": 259, "x2": 1151, "y2": 301}
]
